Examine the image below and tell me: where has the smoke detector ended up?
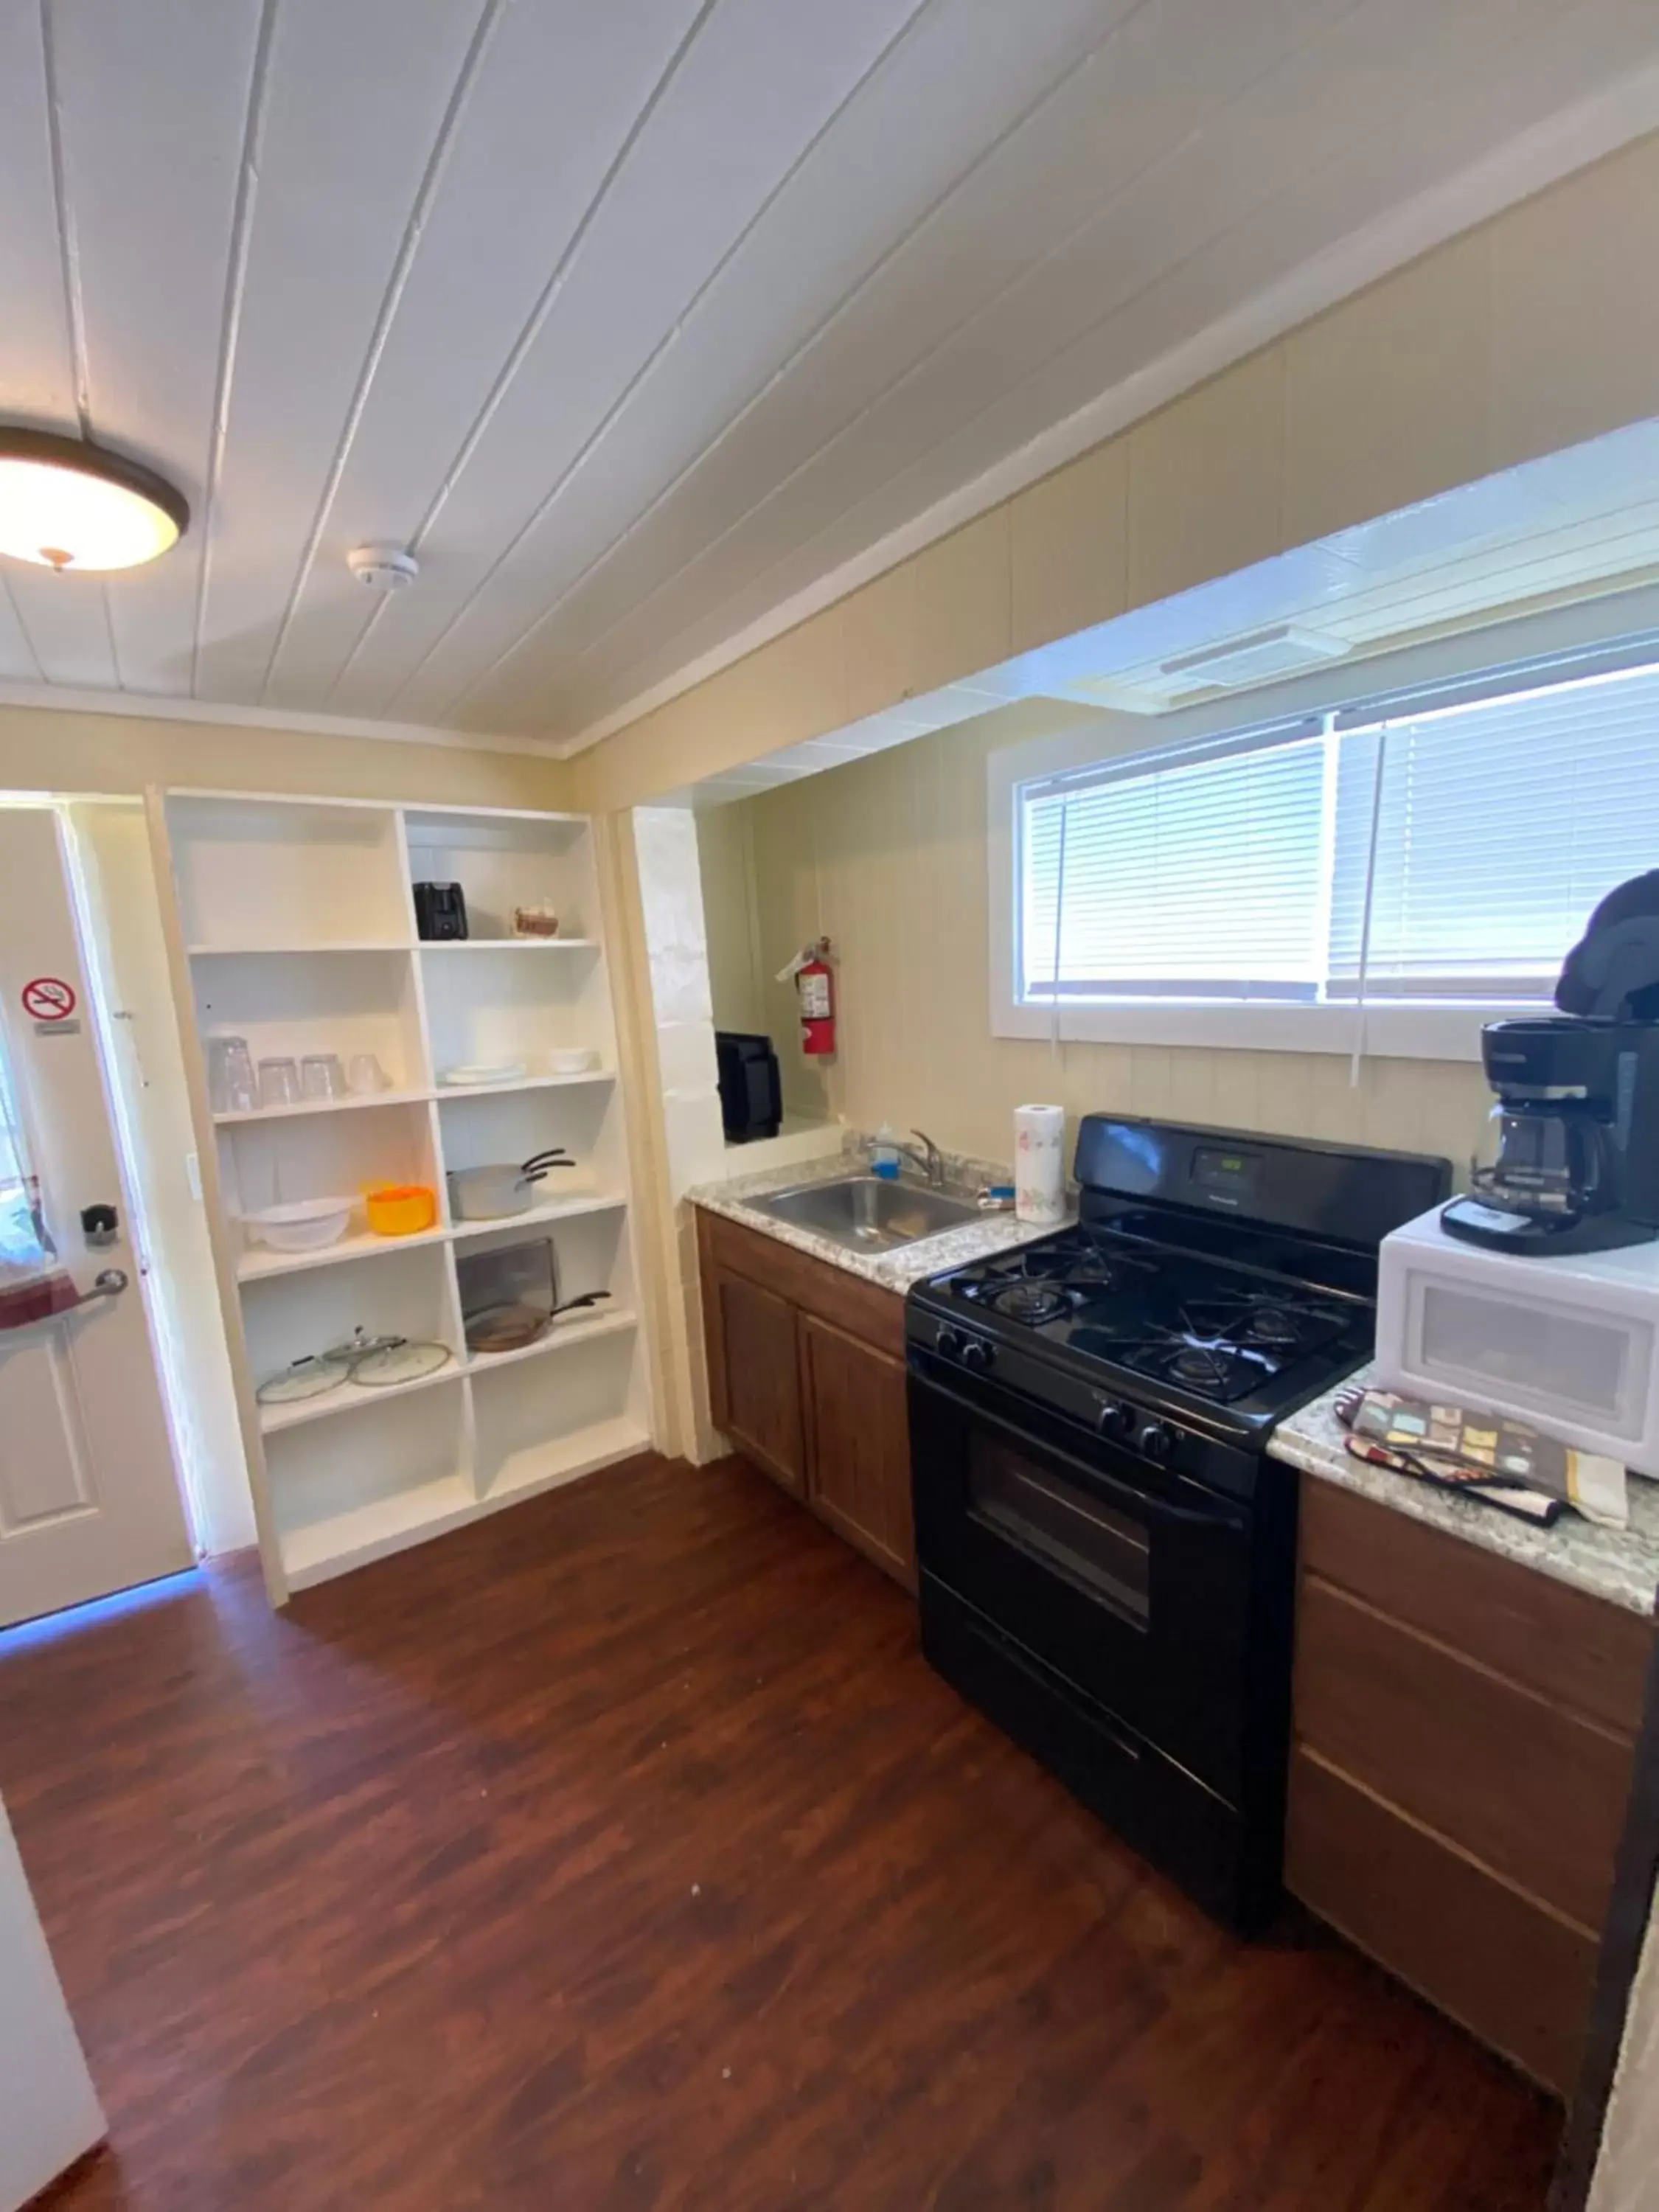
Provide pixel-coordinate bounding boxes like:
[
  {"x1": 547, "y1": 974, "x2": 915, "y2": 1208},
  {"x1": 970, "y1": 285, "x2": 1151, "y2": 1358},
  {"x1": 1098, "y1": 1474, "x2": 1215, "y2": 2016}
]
[{"x1": 347, "y1": 543, "x2": 419, "y2": 591}]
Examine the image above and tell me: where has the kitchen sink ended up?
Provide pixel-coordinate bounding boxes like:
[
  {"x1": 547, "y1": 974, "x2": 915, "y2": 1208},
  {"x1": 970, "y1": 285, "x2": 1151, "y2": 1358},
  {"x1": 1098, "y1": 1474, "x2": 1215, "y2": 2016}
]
[{"x1": 750, "y1": 1174, "x2": 981, "y2": 1253}]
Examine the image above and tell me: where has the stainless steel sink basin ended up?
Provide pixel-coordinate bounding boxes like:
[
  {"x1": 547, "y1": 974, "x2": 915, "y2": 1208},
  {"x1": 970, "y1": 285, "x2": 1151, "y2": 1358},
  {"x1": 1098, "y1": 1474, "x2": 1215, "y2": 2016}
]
[{"x1": 750, "y1": 1174, "x2": 981, "y2": 1253}]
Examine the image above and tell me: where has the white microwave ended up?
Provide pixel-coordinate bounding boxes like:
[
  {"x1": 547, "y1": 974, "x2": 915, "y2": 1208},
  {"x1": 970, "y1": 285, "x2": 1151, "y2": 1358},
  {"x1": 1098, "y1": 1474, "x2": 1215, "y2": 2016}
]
[{"x1": 1374, "y1": 1205, "x2": 1659, "y2": 1475}]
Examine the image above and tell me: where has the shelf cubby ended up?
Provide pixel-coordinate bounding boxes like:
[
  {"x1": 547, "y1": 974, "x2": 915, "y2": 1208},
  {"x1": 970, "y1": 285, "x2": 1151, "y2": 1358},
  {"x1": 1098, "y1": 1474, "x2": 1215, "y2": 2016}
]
[
  {"x1": 403, "y1": 805, "x2": 590, "y2": 942},
  {"x1": 156, "y1": 792, "x2": 651, "y2": 1604},
  {"x1": 420, "y1": 941, "x2": 609, "y2": 1079},
  {"x1": 472, "y1": 1331, "x2": 646, "y2": 1500},
  {"x1": 216, "y1": 1097, "x2": 440, "y2": 1239},
  {"x1": 191, "y1": 945, "x2": 426, "y2": 1100},
  {"x1": 270, "y1": 1382, "x2": 471, "y2": 1589},
  {"x1": 437, "y1": 1076, "x2": 627, "y2": 1206},
  {"x1": 240, "y1": 1240, "x2": 461, "y2": 1398},
  {"x1": 167, "y1": 794, "x2": 411, "y2": 950}
]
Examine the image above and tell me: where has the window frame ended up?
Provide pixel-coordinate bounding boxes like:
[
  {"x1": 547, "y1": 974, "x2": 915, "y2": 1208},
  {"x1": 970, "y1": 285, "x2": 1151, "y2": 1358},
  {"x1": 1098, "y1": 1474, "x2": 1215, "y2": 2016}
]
[{"x1": 987, "y1": 614, "x2": 1659, "y2": 1064}]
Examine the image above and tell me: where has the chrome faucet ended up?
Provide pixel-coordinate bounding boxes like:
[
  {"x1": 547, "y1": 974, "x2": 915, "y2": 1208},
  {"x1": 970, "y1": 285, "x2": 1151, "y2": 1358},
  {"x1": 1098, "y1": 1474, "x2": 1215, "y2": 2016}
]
[{"x1": 890, "y1": 1127, "x2": 946, "y2": 1189}]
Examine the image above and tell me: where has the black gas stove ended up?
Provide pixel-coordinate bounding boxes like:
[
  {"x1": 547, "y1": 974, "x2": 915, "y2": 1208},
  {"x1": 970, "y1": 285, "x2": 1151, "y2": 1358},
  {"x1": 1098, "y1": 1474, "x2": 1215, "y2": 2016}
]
[
  {"x1": 906, "y1": 1116, "x2": 1450, "y2": 1931},
  {"x1": 933, "y1": 1217, "x2": 1374, "y2": 1421}
]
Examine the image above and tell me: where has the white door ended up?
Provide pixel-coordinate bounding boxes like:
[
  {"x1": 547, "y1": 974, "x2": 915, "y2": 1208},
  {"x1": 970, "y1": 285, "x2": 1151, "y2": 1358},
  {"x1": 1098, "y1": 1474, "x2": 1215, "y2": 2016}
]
[
  {"x1": 0, "y1": 1794, "x2": 103, "y2": 2210},
  {"x1": 0, "y1": 810, "x2": 192, "y2": 1630}
]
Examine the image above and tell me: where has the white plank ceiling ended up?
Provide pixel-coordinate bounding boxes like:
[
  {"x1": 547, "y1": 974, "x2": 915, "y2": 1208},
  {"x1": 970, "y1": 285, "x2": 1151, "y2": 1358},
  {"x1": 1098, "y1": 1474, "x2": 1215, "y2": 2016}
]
[{"x1": 3, "y1": 0, "x2": 1659, "y2": 752}]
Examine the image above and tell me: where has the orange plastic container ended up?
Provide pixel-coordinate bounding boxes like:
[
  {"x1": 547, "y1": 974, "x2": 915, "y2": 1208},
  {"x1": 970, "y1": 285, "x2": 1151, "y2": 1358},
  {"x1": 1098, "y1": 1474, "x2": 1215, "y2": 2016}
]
[{"x1": 364, "y1": 1183, "x2": 437, "y2": 1237}]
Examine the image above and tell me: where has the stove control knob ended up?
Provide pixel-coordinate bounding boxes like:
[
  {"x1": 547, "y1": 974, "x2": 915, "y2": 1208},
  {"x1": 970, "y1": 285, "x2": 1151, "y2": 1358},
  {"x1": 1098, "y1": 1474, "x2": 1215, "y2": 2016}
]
[
  {"x1": 960, "y1": 1337, "x2": 995, "y2": 1374},
  {"x1": 1095, "y1": 1397, "x2": 1133, "y2": 1439},
  {"x1": 1135, "y1": 1419, "x2": 1175, "y2": 1463},
  {"x1": 935, "y1": 1325, "x2": 963, "y2": 1360}
]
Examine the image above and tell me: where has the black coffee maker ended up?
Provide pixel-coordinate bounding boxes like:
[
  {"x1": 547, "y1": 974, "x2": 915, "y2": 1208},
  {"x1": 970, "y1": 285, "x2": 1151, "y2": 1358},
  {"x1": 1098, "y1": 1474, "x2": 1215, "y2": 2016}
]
[{"x1": 1442, "y1": 871, "x2": 1659, "y2": 1255}]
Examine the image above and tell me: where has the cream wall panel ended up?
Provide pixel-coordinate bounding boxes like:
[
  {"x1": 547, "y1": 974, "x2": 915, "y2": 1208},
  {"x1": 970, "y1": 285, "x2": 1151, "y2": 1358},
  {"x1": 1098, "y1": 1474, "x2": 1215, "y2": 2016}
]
[
  {"x1": 0, "y1": 706, "x2": 568, "y2": 809},
  {"x1": 1587, "y1": 1897, "x2": 1659, "y2": 2212},
  {"x1": 1283, "y1": 230, "x2": 1492, "y2": 547},
  {"x1": 726, "y1": 704, "x2": 1492, "y2": 1177},
  {"x1": 1489, "y1": 133, "x2": 1659, "y2": 473},
  {"x1": 695, "y1": 806, "x2": 766, "y2": 1034},
  {"x1": 1127, "y1": 346, "x2": 1286, "y2": 609},
  {"x1": 576, "y1": 132, "x2": 1659, "y2": 818},
  {"x1": 1010, "y1": 437, "x2": 1129, "y2": 655},
  {"x1": 720, "y1": 605, "x2": 848, "y2": 757},
  {"x1": 842, "y1": 562, "x2": 920, "y2": 723},
  {"x1": 912, "y1": 507, "x2": 1012, "y2": 695}
]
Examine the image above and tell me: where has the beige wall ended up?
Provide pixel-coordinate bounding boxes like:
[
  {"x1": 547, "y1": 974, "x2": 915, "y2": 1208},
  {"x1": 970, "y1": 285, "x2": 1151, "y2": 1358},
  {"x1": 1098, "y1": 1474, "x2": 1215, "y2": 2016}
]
[
  {"x1": 722, "y1": 700, "x2": 1491, "y2": 1175},
  {"x1": 694, "y1": 805, "x2": 766, "y2": 1035},
  {"x1": 1588, "y1": 1890, "x2": 1659, "y2": 2212},
  {"x1": 0, "y1": 703, "x2": 571, "y2": 810},
  {"x1": 571, "y1": 129, "x2": 1659, "y2": 815}
]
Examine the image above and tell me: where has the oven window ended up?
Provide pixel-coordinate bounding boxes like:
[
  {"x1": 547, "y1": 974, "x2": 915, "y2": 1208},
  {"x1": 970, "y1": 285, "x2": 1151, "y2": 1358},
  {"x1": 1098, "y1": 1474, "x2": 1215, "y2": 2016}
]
[{"x1": 967, "y1": 1433, "x2": 1151, "y2": 1627}]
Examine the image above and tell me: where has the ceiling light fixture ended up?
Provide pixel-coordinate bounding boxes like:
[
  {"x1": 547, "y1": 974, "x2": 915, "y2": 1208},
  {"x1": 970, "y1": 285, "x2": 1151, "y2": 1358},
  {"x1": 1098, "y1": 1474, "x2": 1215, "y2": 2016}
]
[{"x1": 0, "y1": 427, "x2": 189, "y2": 572}]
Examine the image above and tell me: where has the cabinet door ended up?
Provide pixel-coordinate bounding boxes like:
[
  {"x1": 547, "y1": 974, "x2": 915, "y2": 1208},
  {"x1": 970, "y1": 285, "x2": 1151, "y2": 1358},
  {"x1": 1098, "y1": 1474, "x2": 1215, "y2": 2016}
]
[
  {"x1": 800, "y1": 1315, "x2": 914, "y2": 1587},
  {"x1": 713, "y1": 1271, "x2": 806, "y2": 1496}
]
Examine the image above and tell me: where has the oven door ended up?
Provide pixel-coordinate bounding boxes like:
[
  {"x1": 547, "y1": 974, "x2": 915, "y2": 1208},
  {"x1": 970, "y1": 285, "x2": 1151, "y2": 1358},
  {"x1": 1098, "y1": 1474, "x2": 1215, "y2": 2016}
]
[{"x1": 909, "y1": 1358, "x2": 1255, "y2": 1802}]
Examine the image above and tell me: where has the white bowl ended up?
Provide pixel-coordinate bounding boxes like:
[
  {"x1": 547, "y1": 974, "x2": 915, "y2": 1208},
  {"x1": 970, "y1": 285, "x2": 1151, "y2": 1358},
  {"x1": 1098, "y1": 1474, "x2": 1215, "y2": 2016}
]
[
  {"x1": 546, "y1": 1048, "x2": 601, "y2": 1074},
  {"x1": 241, "y1": 1197, "x2": 355, "y2": 1252}
]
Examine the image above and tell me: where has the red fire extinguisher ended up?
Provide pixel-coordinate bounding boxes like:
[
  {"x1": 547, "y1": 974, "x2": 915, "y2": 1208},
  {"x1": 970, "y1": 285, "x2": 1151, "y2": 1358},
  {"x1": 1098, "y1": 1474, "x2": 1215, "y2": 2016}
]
[{"x1": 779, "y1": 936, "x2": 836, "y2": 1057}]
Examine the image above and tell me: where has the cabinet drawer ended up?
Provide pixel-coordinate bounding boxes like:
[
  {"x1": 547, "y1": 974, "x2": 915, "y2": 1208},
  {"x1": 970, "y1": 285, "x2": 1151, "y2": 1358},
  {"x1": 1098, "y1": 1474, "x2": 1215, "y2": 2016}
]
[
  {"x1": 1287, "y1": 1749, "x2": 1597, "y2": 2096},
  {"x1": 1298, "y1": 1476, "x2": 1652, "y2": 1736},
  {"x1": 1295, "y1": 1574, "x2": 1632, "y2": 1931},
  {"x1": 698, "y1": 1209, "x2": 904, "y2": 1358}
]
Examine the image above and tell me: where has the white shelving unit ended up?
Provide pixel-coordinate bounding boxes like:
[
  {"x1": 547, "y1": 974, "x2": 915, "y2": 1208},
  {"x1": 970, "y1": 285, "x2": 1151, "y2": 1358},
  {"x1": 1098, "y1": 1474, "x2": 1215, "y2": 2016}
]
[{"x1": 150, "y1": 791, "x2": 653, "y2": 1601}]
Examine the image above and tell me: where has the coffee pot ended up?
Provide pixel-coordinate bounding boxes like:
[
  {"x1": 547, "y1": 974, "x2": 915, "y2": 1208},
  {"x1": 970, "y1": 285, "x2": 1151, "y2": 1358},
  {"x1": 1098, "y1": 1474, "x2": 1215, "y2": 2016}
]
[{"x1": 1442, "y1": 872, "x2": 1659, "y2": 1255}]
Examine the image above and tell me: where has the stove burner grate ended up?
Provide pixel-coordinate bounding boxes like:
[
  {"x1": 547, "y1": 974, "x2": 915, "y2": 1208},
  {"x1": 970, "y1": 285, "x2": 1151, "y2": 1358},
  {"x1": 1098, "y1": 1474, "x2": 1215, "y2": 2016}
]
[
  {"x1": 993, "y1": 1281, "x2": 1071, "y2": 1325},
  {"x1": 1169, "y1": 1343, "x2": 1237, "y2": 1388}
]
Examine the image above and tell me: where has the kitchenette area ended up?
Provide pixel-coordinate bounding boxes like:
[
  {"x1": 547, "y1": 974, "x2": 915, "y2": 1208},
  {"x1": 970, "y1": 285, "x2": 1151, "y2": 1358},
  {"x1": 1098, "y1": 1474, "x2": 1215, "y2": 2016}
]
[{"x1": 682, "y1": 869, "x2": 1659, "y2": 2122}]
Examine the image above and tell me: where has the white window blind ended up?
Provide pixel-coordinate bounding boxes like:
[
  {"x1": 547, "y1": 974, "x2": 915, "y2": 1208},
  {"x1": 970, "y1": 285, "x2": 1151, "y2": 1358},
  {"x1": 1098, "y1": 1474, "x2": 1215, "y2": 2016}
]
[
  {"x1": 1021, "y1": 732, "x2": 1328, "y2": 1001},
  {"x1": 1015, "y1": 658, "x2": 1659, "y2": 1013},
  {"x1": 1328, "y1": 669, "x2": 1659, "y2": 996}
]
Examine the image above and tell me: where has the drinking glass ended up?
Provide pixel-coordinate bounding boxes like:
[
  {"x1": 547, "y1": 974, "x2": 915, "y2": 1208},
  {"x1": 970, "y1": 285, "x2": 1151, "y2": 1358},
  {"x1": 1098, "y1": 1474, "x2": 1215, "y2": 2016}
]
[
  {"x1": 208, "y1": 1035, "x2": 257, "y2": 1115},
  {"x1": 346, "y1": 1053, "x2": 388, "y2": 1096},
  {"x1": 301, "y1": 1053, "x2": 347, "y2": 1101},
  {"x1": 257, "y1": 1057, "x2": 301, "y2": 1110}
]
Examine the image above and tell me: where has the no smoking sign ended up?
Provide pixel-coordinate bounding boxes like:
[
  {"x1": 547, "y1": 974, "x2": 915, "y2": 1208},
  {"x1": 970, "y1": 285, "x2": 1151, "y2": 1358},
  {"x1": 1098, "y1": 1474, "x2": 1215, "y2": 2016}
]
[{"x1": 21, "y1": 976, "x2": 77, "y2": 1023}]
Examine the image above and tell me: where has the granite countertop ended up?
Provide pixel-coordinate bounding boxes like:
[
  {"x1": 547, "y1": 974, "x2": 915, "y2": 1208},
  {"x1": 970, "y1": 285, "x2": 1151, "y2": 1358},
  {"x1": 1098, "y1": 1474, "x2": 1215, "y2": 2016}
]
[
  {"x1": 686, "y1": 1140, "x2": 1069, "y2": 1293},
  {"x1": 1271, "y1": 1365, "x2": 1659, "y2": 1618}
]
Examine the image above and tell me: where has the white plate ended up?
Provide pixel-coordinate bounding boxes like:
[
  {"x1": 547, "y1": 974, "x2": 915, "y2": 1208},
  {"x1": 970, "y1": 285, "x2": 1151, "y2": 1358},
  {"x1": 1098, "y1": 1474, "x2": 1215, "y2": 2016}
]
[{"x1": 439, "y1": 1062, "x2": 527, "y2": 1088}]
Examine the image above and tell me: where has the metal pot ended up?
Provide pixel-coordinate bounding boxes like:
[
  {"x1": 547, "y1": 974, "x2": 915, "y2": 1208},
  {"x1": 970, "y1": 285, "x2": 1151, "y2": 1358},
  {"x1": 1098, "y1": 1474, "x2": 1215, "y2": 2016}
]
[{"x1": 447, "y1": 1148, "x2": 573, "y2": 1221}]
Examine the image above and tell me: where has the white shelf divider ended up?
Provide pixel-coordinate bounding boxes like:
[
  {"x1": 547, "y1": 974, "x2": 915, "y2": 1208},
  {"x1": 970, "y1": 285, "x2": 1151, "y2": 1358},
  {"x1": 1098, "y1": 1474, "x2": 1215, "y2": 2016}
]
[
  {"x1": 463, "y1": 1307, "x2": 637, "y2": 1377},
  {"x1": 257, "y1": 1357, "x2": 462, "y2": 1436},
  {"x1": 419, "y1": 936, "x2": 601, "y2": 951},
  {"x1": 153, "y1": 787, "x2": 652, "y2": 1606},
  {"x1": 448, "y1": 1192, "x2": 627, "y2": 1241},
  {"x1": 234, "y1": 1221, "x2": 450, "y2": 1283},
  {"x1": 429, "y1": 1069, "x2": 612, "y2": 1101}
]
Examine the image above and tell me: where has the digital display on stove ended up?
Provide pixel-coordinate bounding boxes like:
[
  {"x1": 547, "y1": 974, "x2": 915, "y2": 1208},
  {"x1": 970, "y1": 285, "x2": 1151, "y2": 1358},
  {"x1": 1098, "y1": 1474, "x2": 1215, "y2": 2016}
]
[{"x1": 1192, "y1": 1145, "x2": 1261, "y2": 1198}]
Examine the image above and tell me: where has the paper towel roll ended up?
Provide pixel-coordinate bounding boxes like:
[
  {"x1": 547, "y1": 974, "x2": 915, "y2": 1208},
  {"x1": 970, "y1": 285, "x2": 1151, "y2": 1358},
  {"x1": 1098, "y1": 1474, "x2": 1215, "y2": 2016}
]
[{"x1": 1014, "y1": 1103, "x2": 1066, "y2": 1225}]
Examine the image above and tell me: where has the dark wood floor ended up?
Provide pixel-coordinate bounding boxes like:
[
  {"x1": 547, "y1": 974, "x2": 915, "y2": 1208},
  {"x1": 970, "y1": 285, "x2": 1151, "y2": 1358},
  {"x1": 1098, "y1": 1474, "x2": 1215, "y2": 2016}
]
[{"x1": 1, "y1": 1453, "x2": 1559, "y2": 2211}]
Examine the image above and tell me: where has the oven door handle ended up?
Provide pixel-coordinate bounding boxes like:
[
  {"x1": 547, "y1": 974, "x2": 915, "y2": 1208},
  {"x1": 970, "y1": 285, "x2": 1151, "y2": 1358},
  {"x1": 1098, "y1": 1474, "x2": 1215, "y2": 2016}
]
[{"x1": 912, "y1": 1368, "x2": 1248, "y2": 1534}]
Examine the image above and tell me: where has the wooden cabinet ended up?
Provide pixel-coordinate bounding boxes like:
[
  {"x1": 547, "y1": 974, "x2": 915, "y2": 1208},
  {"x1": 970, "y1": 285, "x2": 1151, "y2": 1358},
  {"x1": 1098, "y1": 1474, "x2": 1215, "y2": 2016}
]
[
  {"x1": 709, "y1": 1272, "x2": 805, "y2": 1497},
  {"x1": 801, "y1": 1315, "x2": 914, "y2": 1584},
  {"x1": 697, "y1": 1208, "x2": 914, "y2": 1588},
  {"x1": 1286, "y1": 1475, "x2": 1655, "y2": 2095}
]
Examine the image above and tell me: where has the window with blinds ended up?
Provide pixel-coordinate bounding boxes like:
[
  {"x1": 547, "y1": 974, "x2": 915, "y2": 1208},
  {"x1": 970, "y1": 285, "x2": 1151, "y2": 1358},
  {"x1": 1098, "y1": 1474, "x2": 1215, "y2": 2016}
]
[{"x1": 1016, "y1": 660, "x2": 1659, "y2": 1010}]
